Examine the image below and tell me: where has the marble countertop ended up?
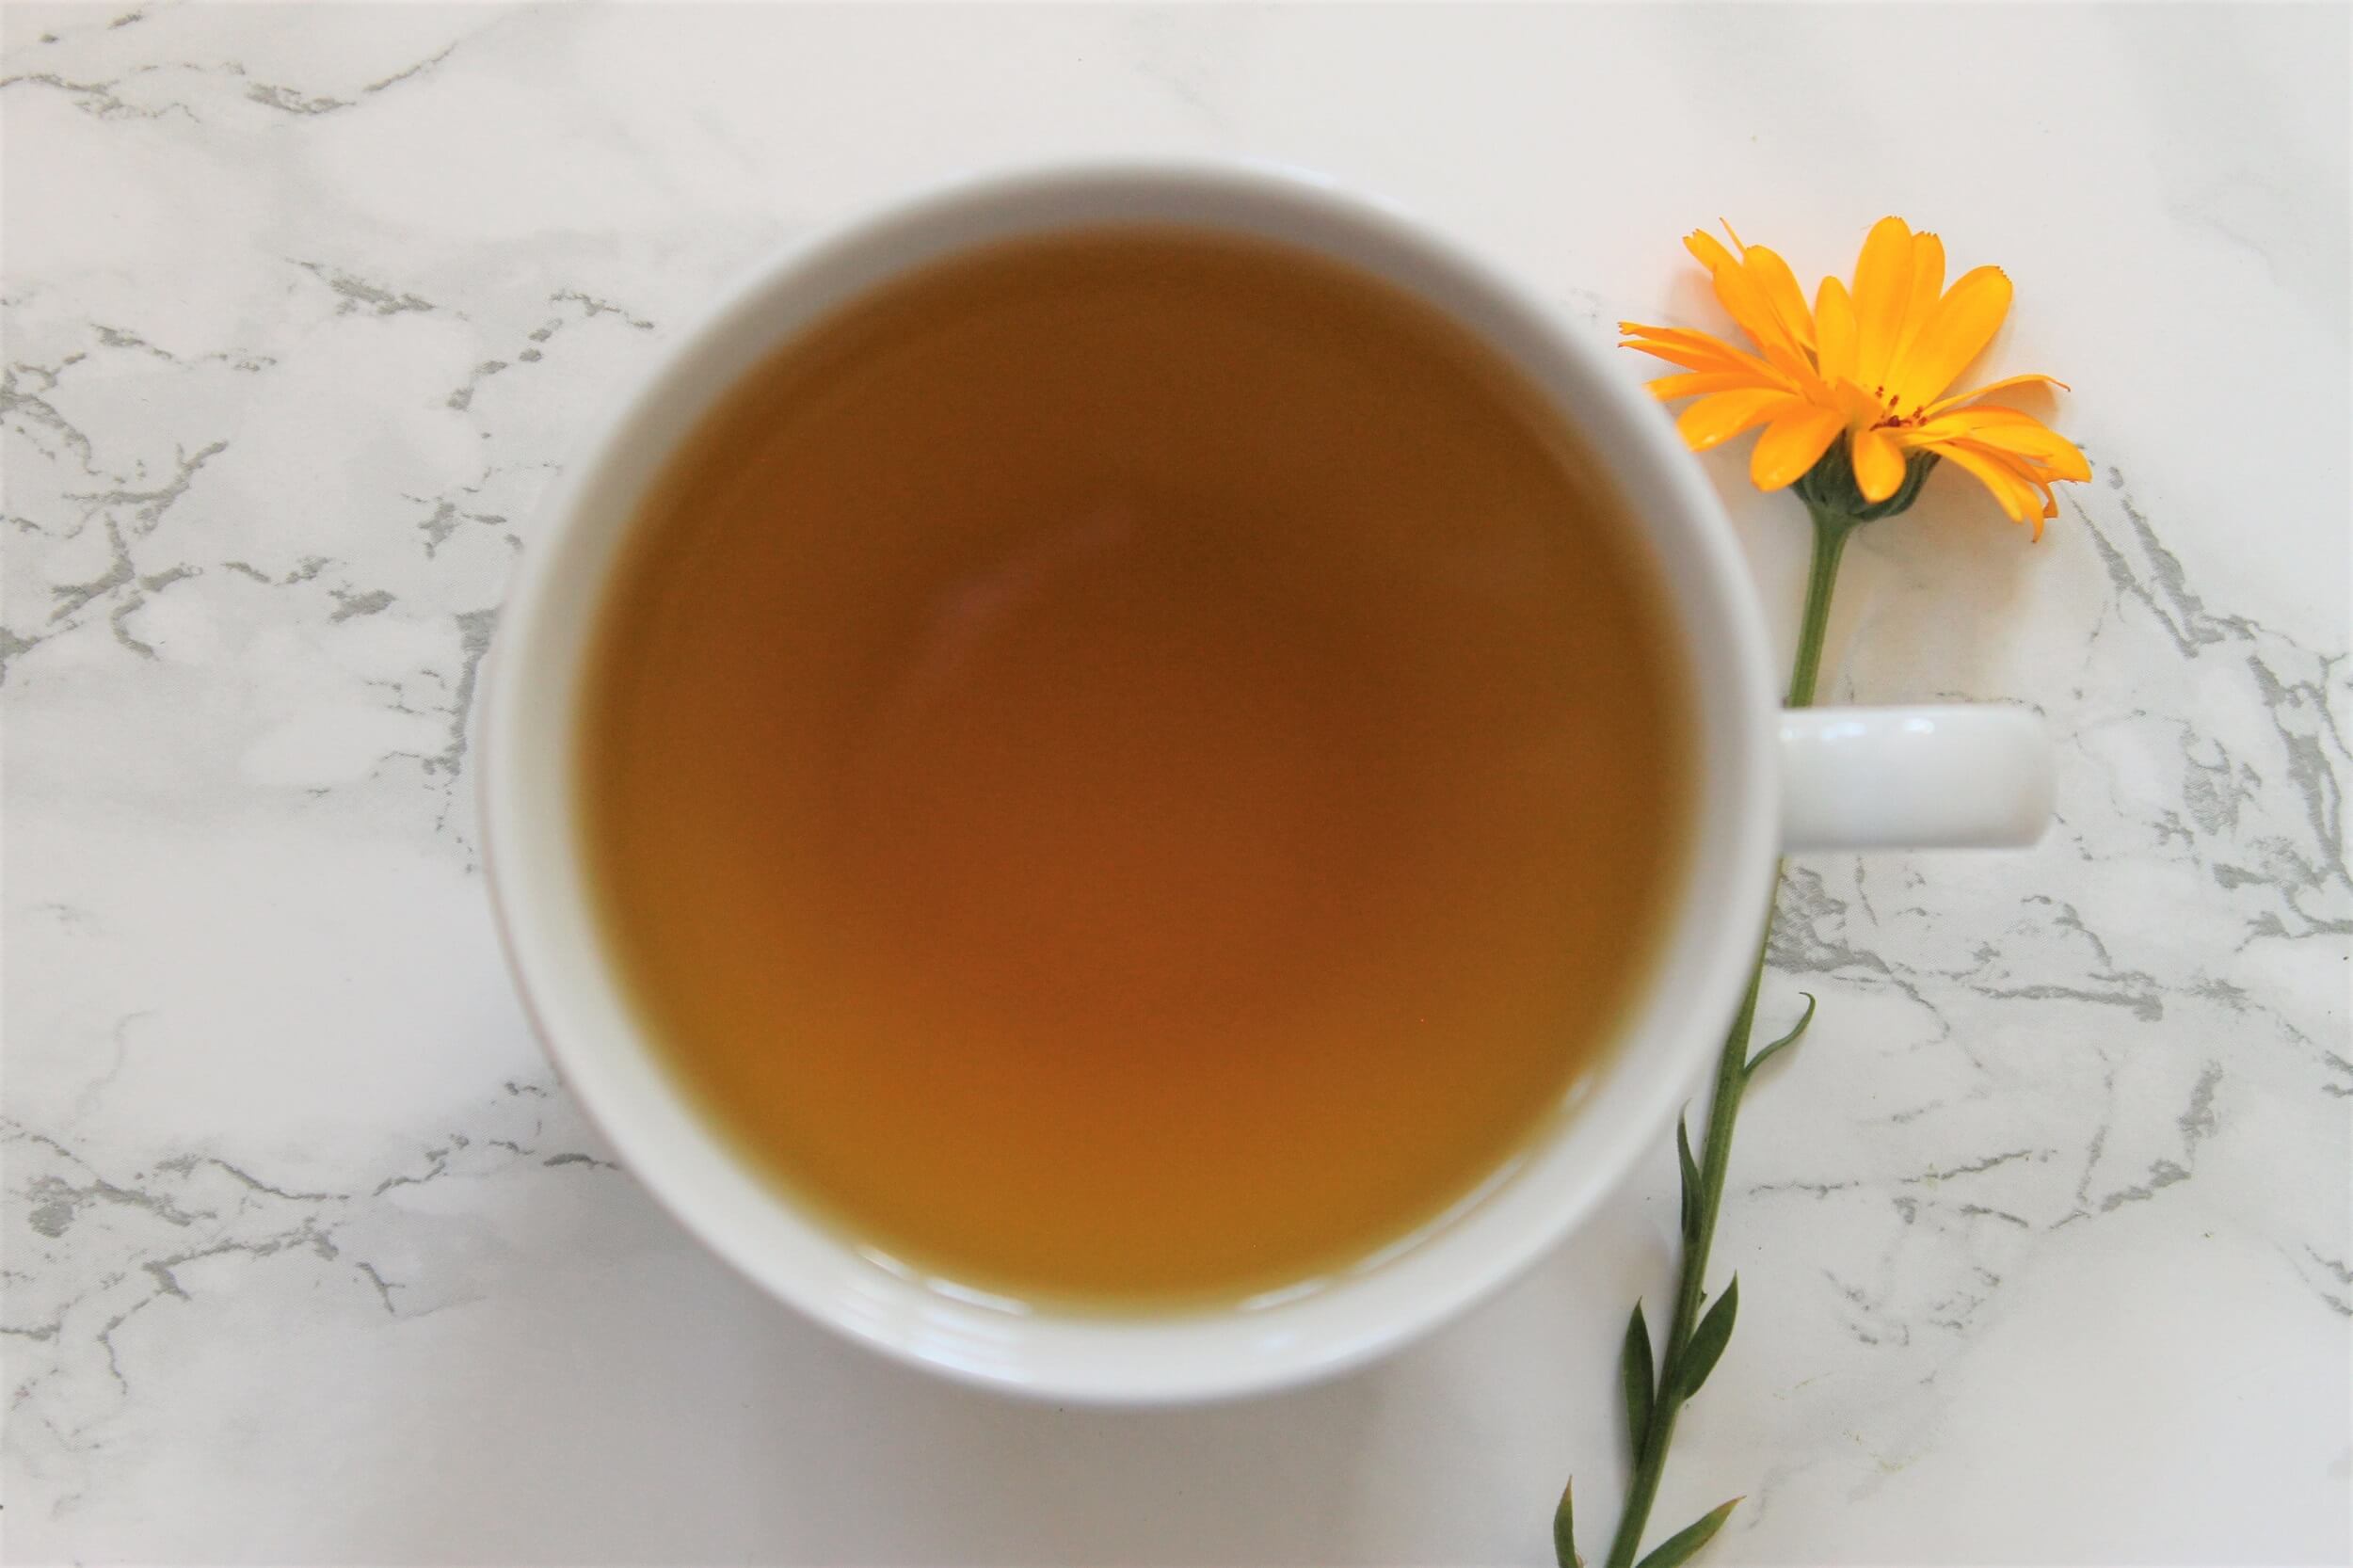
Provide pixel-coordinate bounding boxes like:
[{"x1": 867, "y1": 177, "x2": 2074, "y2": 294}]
[{"x1": 6, "y1": 6, "x2": 2346, "y2": 1564}]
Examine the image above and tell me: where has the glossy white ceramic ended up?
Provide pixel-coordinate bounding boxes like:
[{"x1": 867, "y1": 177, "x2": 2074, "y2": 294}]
[{"x1": 478, "y1": 160, "x2": 2050, "y2": 1403}]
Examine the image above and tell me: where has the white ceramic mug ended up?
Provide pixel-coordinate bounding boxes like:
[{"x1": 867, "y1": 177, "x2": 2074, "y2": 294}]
[{"x1": 480, "y1": 161, "x2": 2052, "y2": 1404}]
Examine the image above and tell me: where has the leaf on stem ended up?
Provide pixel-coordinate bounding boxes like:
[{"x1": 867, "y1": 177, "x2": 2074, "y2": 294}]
[
  {"x1": 1745, "y1": 993, "x2": 1817, "y2": 1080},
  {"x1": 1631, "y1": 1496, "x2": 1742, "y2": 1568},
  {"x1": 1675, "y1": 1115, "x2": 1701, "y2": 1243},
  {"x1": 1621, "y1": 1302, "x2": 1655, "y2": 1452},
  {"x1": 1554, "y1": 1475, "x2": 1584, "y2": 1568},
  {"x1": 1678, "y1": 1275, "x2": 1740, "y2": 1400}
]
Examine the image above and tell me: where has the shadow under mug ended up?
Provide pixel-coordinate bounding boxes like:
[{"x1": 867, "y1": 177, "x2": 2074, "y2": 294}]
[{"x1": 478, "y1": 159, "x2": 2053, "y2": 1405}]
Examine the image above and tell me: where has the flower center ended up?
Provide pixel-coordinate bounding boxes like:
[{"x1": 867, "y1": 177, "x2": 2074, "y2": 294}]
[{"x1": 1869, "y1": 384, "x2": 1929, "y2": 429}]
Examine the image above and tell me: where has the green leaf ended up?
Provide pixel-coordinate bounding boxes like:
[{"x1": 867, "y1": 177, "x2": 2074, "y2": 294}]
[
  {"x1": 1553, "y1": 1475, "x2": 1583, "y2": 1568},
  {"x1": 1675, "y1": 1116, "x2": 1701, "y2": 1243},
  {"x1": 1621, "y1": 1302, "x2": 1655, "y2": 1452},
  {"x1": 1678, "y1": 1274, "x2": 1739, "y2": 1400},
  {"x1": 1631, "y1": 1496, "x2": 1742, "y2": 1568},
  {"x1": 1746, "y1": 992, "x2": 1817, "y2": 1080}
]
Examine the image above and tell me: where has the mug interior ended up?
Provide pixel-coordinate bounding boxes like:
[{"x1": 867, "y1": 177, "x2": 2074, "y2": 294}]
[{"x1": 480, "y1": 160, "x2": 1778, "y2": 1402}]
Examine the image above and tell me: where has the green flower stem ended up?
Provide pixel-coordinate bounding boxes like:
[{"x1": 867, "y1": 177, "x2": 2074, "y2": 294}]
[
  {"x1": 1600, "y1": 936, "x2": 1767, "y2": 1568},
  {"x1": 1598, "y1": 503, "x2": 1852, "y2": 1568},
  {"x1": 1785, "y1": 504, "x2": 1855, "y2": 709}
]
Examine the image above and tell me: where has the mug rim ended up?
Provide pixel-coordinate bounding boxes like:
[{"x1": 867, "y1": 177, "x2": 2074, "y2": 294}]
[{"x1": 479, "y1": 155, "x2": 1780, "y2": 1404}]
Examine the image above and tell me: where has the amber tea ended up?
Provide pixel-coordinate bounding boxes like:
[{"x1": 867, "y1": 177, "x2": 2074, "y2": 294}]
[{"x1": 576, "y1": 229, "x2": 1690, "y2": 1305}]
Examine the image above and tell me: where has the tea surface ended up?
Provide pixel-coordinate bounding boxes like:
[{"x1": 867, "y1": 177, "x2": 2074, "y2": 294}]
[{"x1": 577, "y1": 229, "x2": 1689, "y2": 1304}]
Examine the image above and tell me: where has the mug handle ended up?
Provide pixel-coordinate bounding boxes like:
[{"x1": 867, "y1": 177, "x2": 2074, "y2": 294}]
[{"x1": 1778, "y1": 706, "x2": 2054, "y2": 851}]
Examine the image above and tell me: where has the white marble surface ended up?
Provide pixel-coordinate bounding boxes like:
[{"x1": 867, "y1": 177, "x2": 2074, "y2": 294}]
[{"x1": 5, "y1": 5, "x2": 2347, "y2": 1563}]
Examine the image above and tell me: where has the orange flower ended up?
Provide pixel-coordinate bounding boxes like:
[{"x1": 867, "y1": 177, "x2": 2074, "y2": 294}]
[{"x1": 1622, "y1": 217, "x2": 2089, "y2": 534}]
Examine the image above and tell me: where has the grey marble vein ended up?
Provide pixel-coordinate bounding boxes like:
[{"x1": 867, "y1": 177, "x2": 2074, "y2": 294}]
[{"x1": 1, "y1": 3, "x2": 2344, "y2": 1563}]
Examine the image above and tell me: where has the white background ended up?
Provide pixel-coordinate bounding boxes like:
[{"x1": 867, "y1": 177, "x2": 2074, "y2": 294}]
[{"x1": 4, "y1": 5, "x2": 2346, "y2": 1563}]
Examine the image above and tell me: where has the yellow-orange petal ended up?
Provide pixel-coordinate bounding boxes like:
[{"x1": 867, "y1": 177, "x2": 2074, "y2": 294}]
[
  {"x1": 1963, "y1": 440, "x2": 2057, "y2": 509},
  {"x1": 1814, "y1": 277, "x2": 1857, "y2": 384},
  {"x1": 1850, "y1": 216, "x2": 1918, "y2": 391},
  {"x1": 1750, "y1": 403, "x2": 1845, "y2": 490},
  {"x1": 1923, "y1": 437, "x2": 2045, "y2": 526},
  {"x1": 1738, "y1": 241, "x2": 1817, "y2": 355},
  {"x1": 1909, "y1": 408, "x2": 2082, "y2": 473},
  {"x1": 1924, "y1": 372, "x2": 2070, "y2": 418},
  {"x1": 1625, "y1": 339, "x2": 1745, "y2": 376},
  {"x1": 1647, "y1": 371, "x2": 1770, "y2": 401},
  {"x1": 1685, "y1": 229, "x2": 1737, "y2": 274},
  {"x1": 1892, "y1": 231, "x2": 1945, "y2": 369},
  {"x1": 1678, "y1": 388, "x2": 1800, "y2": 452},
  {"x1": 1980, "y1": 434, "x2": 2092, "y2": 484},
  {"x1": 1621, "y1": 324, "x2": 1792, "y2": 383},
  {"x1": 1949, "y1": 435, "x2": 2060, "y2": 537},
  {"x1": 1821, "y1": 376, "x2": 1877, "y2": 426},
  {"x1": 1908, "y1": 404, "x2": 2023, "y2": 440},
  {"x1": 1850, "y1": 424, "x2": 1905, "y2": 503},
  {"x1": 1620, "y1": 321, "x2": 1751, "y2": 366},
  {"x1": 2035, "y1": 454, "x2": 2090, "y2": 487},
  {"x1": 1758, "y1": 335, "x2": 1833, "y2": 399},
  {"x1": 1686, "y1": 229, "x2": 1795, "y2": 360},
  {"x1": 1887, "y1": 265, "x2": 2012, "y2": 410},
  {"x1": 1911, "y1": 406, "x2": 2090, "y2": 482}
]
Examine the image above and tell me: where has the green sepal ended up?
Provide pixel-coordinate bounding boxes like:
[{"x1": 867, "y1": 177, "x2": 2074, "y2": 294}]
[{"x1": 1793, "y1": 440, "x2": 1939, "y2": 523}]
